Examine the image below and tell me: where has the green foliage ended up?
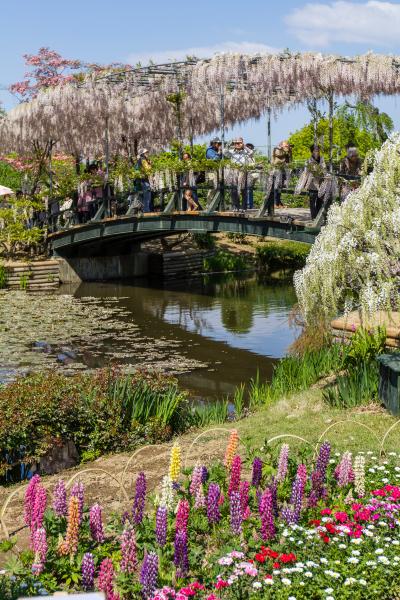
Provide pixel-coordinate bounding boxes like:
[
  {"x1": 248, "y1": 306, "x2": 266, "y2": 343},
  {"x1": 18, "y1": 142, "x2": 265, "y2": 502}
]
[
  {"x1": 0, "y1": 368, "x2": 188, "y2": 478},
  {"x1": 0, "y1": 197, "x2": 43, "y2": 258},
  {"x1": 344, "y1": 326, "x2": 386, "y2": 368},
  {"x1": 323, "y1": 361, "x2": 379, "y2": 408},
  {"x1": 256, "y1": 241, "x2": 311, "y2": 272},
  {"x1": 190, "y1": 399, "x2": 229, "y2": 427},
  {"x1": 192, "y1": 232, "x2": 216, "y2": 250},
  {"x1": 203, "y1": 250, "x2": 248, "y2": 273},
  {"x1": 0, "y1": 161, "x2": 22, "y2": 191},
  {"x1": 0, "y1": 262, "x2": 7, "y2": 288}
]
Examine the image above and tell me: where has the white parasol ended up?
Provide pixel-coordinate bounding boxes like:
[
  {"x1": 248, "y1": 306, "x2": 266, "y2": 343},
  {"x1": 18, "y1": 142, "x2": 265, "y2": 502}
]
[{"x1": 0, "y1": 185, "x2": 14, "y2": 196}]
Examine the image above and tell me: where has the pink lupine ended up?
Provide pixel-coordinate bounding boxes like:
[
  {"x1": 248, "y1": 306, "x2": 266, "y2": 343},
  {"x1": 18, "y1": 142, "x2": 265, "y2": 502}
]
[
  {"x1": 228, "y1": 455, "x2": 241, "y2": 497},
  {"x1": 276, "y1": 444, "x2": 289, "y2": 482},
  {"x1": 89, "y1": 503, "x2": 105, "y2": 543}
]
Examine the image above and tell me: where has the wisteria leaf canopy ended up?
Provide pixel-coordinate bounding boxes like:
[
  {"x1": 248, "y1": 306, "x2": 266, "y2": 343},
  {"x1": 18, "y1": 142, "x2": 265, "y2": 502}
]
[{"x1": 1, "y1": 51, "x2": 400, "y2": 156}]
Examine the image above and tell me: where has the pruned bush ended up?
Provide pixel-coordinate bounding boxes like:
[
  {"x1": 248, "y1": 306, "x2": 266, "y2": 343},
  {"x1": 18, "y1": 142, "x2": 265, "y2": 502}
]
[{"x1": 256, "y1": 241, "x2": 311, "y2": 272}]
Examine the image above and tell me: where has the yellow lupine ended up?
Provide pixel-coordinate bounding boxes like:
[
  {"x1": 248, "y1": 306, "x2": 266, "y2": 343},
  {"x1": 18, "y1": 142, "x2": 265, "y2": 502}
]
[
  {"x1": 224, "y1": 429, "x2": 239, "y2": 470},
  {"x1": 169, "y1": 443, "x2": 181, "y2": 482}
]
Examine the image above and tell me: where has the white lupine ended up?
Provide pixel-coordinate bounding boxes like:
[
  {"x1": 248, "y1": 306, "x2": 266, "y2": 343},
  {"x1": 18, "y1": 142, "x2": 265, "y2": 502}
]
[{"x1": 354, "y1": 454, "x2": 365, "y2": 497}]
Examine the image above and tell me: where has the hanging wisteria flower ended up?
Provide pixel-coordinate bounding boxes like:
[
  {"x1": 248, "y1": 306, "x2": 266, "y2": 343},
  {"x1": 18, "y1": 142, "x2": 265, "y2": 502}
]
[
  {"x1": 120, "y1": 526, "x2": 137, "y2": 573},
  {"x1": 175, "y1": 499, "x2": 190, "y2": 533},
  {"x1": 31, "y1": 527, "x2": 47, "y2": 575},
  {"x1": 89, "y1": 503, "x2": 105, "y2": 543},
  {"x1": 224, "y1": 429, "x2": 239, "y2": 470},
  {"x1": 354, "y1": 454, "x2": 365, "y2": 497},
  {"x1": 230, "y1": 491, "x2": 242, "y2": 535},
  {"x1": 207, "y1": 483, "x2": 221, "y2": 524},
  {"x1": 52, "y1": 480, "x2": 67, "y2": 517},
  {"x1": 133, "y1": 472, "x2": 147, "y2": 525},
  {"x1": 251, "y1": 457, "x2": 263, "y2": 487},
  {"x1": 174, "y1": 529, "x2": 189, "y2": 578},
  {"x1": 81, "y1": 552, "x2": 95, "y2": 590},
  {"x1": 141, "y1": 551, "x2": 159, "y2": 599},
  {"x1": 155, "y1": 506, "x2": 168, "y2": 547},
  {"x1": 276, "y1": 444, "x2": 289, "y2": 482},
  {"x1": 169, "y1": 444, "x2": 181, "y2": 482},
  {"x1": 70, "y1": 481, "x2": 84, "y2": 524},
  {"x1": 228, "y1": 455, "x2": 241, "y2": 497}
]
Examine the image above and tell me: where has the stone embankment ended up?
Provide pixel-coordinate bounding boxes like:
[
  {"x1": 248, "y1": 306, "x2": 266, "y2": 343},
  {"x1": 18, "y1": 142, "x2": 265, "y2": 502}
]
[{"x1": 4, "y1": 260, "x2": 60, "y2": 291}]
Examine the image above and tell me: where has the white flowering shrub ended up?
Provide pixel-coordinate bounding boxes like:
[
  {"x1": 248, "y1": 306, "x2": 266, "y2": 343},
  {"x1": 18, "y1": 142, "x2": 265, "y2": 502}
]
[{"x1": 295, "y1": 133, "x2": 400, "y2": 324}]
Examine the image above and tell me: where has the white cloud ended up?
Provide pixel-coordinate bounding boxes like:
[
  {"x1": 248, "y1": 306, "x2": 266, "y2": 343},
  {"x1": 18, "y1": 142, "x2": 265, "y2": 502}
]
[
  {"x1": 285, "y1": 1, "x2": 400, "y2": 47},
  {"x1": 127, "y1": 41, "x2": 279, "y2": 65}
]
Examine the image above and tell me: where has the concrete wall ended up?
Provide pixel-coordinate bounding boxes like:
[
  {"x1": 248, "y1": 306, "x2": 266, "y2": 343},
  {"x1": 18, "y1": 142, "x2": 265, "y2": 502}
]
[{"x1": 57, "y1": 252, "x2": 149, "y2": 283}]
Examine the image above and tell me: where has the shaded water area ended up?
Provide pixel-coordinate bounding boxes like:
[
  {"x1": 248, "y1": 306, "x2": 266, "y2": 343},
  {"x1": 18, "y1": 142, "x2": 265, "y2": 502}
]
[{"x1": 0, "y1": 274, "x2": 299, "y2": 399}]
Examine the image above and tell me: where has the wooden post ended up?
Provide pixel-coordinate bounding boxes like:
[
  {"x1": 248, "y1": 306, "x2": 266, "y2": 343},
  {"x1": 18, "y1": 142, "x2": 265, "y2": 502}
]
[{"x1": 328, "y1": 90, "x2": 334, "y2": 173}]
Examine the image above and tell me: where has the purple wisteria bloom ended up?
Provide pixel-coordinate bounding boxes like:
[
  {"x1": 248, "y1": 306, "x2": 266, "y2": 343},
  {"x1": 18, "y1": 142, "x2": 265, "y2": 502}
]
[
  {"x1": 140, "y1": 551, "x2": 159, "y2": 599},
  {"x1": 52, "y1": 480, "x2": 67, "y2": 517},
  {"x1": 81, "y1": 552, "x2": 95, "y2": 590},
  {"x1": 155, "y1": 506, "x2": 168, "y2": 547},
  {"x1": 207, "y1": 483, "x2": 221, "y2": 524},
  {"x1": 133, "y1": 472, "x2": 147, "y2": 525}
]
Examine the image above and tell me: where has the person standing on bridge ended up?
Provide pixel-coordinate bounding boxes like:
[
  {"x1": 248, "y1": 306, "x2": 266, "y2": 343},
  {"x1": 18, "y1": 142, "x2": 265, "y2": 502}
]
[
  {"x1": 206, "y1": 138, "x2": 222, "y2": 160},
  {"x1": 295, "y1": 145, "x2": 327, "y2": 219},
  {"x1": 135, "y1": 149, "x2": 153, "y2": 212},
  {"x1": 265, "y1": 141, "x2": 292, "y2": 210}
]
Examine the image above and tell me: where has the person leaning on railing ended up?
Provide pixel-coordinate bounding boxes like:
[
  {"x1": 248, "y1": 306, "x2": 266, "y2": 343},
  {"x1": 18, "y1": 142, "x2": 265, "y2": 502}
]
[
  {"x1": 339, "y1": 145, "x2": 362, "y2": 201},
  {"x1": 265, "y1": 141, "x2": 293, "y2": 209},
  {"x1": 295, "y1": 144, "x2": 327, "y2": 219}
]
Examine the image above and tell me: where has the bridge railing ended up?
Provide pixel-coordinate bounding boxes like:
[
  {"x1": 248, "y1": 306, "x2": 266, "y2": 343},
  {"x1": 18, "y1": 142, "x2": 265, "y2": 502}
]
[{"x1": 47, "y1": 168, "x2": 361, "y2": 233}]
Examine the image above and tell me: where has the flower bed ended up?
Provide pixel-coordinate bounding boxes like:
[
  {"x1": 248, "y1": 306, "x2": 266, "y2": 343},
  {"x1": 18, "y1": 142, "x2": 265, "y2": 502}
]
[{"x1": 2, "y1": 433, "x2": 400, "y2": 599}]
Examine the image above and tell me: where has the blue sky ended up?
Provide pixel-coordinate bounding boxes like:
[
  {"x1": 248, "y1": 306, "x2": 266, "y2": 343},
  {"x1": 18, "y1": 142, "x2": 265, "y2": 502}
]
[{"x1": 2, "y1": 0, "x2": 400, "y2": 149}]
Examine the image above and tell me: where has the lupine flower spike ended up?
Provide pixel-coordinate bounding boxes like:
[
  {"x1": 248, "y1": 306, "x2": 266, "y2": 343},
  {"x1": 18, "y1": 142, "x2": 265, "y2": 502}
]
[
  {"x1": 224, "y1": 429, "x2": 239, "y2": 471},
  {"x1": 169, "y1": 443, "x2": 181, "y2": 482},
  {"x1": 81, "y1": 552, "x2": 95, "y2": 590}
]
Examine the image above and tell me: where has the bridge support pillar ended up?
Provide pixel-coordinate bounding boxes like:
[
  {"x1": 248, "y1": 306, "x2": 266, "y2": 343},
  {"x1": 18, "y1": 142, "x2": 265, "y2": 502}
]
[{"x1": 57, "y1": 252, "x2": 149, "y2": 283}]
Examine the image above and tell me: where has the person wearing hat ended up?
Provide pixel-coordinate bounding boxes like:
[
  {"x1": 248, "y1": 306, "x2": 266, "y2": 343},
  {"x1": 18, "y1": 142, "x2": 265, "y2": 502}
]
[
  {"x1": 135, "y1": 149, "x2": 153, "y2": 212},
  {"x1": 206, "y1": 138, "x2": 222, "y2": 160},
  {"x1": 339, "y1": 144, "x2": 362, "y2": 201},
  {"x1": 226, "y1": 137, "x2": 255, "y2": 210}
]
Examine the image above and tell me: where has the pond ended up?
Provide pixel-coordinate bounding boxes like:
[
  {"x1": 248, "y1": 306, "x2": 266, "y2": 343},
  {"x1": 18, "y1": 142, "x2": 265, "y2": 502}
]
[{"x1": 0, "y1": 274, "x2": 299, "y2": 399}]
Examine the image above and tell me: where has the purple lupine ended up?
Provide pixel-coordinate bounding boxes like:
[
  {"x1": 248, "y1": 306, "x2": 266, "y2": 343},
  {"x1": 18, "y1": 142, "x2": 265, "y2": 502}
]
[
  {"x1": 31, "y1": 527, "x2": 47, "y2": 575},
  {"x1": 276, "y1": 444, "x2": 289, "y2": 482},
  {"x1": 315, "y1": 442, "x2": 331, "y2": 480},
  {"x1": 155, "y1": 506, "x2": 168, "y2": 547},
  {"x1": 89, "y1": 503, "x2": 105, "y2": 543},
  {"x1": 52, "y1": 480, "x2": 67, "y2": 517},
  {"x1": 81, "y1": 552, "x2": 95, "y2": 590},
  {"x1": 133, "y1": 472, "x2": 147, "y2": 525},
  {"x1": 269, "y1": 478, "x2": 279, "y2": 517},
  {"x1": 259, "y1": 488, "x2": 275, "y2": 540},
  {"x1": 176, "y1": 499, "x2": 189, "y2": 533},
  {"x1": 140, "y1": 551, "x2": 159, "y2": 599},
  {"x1": 24, "y1": 474, "x2": 41, "y2": 527},
  {"x1": 207, "y1": 483, "x2": 221, "y2": 524},
  {"x1": 189, "y1": 465, "x2": 203, "y2": 496},
  {"x1": 228, "y1": 455, "x2": 241, "y2": 497},
  {"x1": 174, "y1": 529, "x2": 189, "y2": 578},
  {"x1": 290, "y1": 475, "x2": 305, "y2": 523},
  {"x1": 251, "y1": 457, "x2": 263, "y2": 487},
  {"x1": 31, "y1": 486, "x2": 47, "y2": 540},
  {"x1": 337, "y1": 452, "x2": 354, "y2": 487},
  {"x1": 308, "y1": 470, "x2": 326, "y2": 507},
  {"x1": 200, "y1": 466, "x2": 208, "y2": 484},
  {"x1": 120, "y1": 526, "x2": 137, "y2": 573},
  {"x1": 230, "y1": 491, "x2": 242, "y2": 535},
  {"x1": 281, "y1": 506, "x2": 296, "y2": 525},
  {"x1": 239, "y1": 480, "x2": 250, "y2": 518},
  {"x1": 70, "y1": 482, "x2": 84, "y2": 524}
]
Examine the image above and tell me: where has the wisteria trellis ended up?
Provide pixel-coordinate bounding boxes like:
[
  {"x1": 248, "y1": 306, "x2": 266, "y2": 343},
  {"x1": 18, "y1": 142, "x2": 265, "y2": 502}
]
[{"x1": 2, "y1": 52, "x2": 400, "y2": 156}]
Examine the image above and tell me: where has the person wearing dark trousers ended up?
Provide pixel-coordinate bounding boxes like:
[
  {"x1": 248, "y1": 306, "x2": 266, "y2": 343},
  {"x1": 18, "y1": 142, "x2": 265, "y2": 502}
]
[{"x1": 295, "y1": 144, "x2": 326, "y2": 219}]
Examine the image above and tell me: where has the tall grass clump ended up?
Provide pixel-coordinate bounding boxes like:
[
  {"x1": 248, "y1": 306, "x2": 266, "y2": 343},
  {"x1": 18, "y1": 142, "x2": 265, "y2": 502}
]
[
  {"x1": 256, "y1": 241, "x2": 311, "y2": 273},
  {"x1": 0, "y1": 263, "x2": 7, "y2": 289}
]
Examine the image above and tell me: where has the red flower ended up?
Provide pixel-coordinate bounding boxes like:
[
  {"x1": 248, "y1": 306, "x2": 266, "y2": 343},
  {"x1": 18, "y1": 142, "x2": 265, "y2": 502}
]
[
  {"x1": 215, "y1": 580, "x2": 229, "y2": 590},
  {"x1": 326, "y1": 523, "x2": 337, "y2": 534},
  {"x1": 310, "y1": 519, "x2": 321, "y2": 526},
  {"x1": 334, "y1": 511, "x2": 348, "y2": 523},
  {"x1": 279, "y1": 553, "x2": 297, "y2": 563},
  {"x1": 265, "y1": 574, "x2": 273, "y2": 580},
  {"x1": 255, "y1": 554, "x2": 266, "y2": 563},
  {"x1": 320, "y1": 508, "x2": 332, "y2": 515},
  {"x1": 273, "y1": 562, "x2": 280, "y2": 569},
  {"x1": 261, "y1": 547, "x2": 279, "y2": 559}
]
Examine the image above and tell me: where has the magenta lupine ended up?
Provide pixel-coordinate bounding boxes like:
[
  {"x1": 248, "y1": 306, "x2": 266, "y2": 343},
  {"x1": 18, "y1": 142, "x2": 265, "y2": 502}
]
[
  {"x1": 24, "y1": 474, "x2": 41, "y2": 527},
  {"x1": 120, "y1": 526, "x2": 137, "y2": 573},
  {"x1": 89, "y1": 503, "x2": 105, "y2": 543},
  {"x1": 98, "y1": 558, "x2": 117, "y2": 600},
  {"x1": 31, "y1": 527, "x2": 47, "y2": 575},
  {"x1": 140, "y1": 551, "x2": 159, "y2": 599},
  {"x1": 70, "y1": 482, "x2": 84, "y2": 524},
  {"x1": 259, "y1": 488, "x2": 275, "y2": 540},
  {"x1": 239, "y1": 480, "x2": 250, "y2": 518},
  {"x1": 175, "y1": 499, "x2": 189, "y2": 533},
  {"x1": 228, "y1": 455, "x2": 241, "y2": 497},
  {"x1": 31, "y1": 486, "x2": 47, "y2": 541},
  {"x1": 133, "y1": 472, "x2": 147, "y2": 525},
  {"x1": 230, "y1": 491, "x2": 242, "y2": 535},
  {"x1": 155, "y1": 506, "x2": 168, "y2": 547},
  {"x1": 296, "y1": 464, "x2": 307, "y2": 490},
  {"x1": 81, "y1": 552, "x2": 95, "y2": 590},
  {"x1": 337, "y1": 452, "x2": 354, "y2": 487},
  {"x1": 174, "y1": 530, "x2": 189, "y2": 578},
  {"x1": 251, "y1": 457, "x2": 263, "y2": 487},
  {"x1": 189, "y1": 465, "x2": 203, "y2": 496},
  {"x1": 270, "y1": 478, "x2": 278, "y2": 517},
  {"x1": 207, "y1": 483, "x2": 221, "y2": 524},
  {"x1": 52, "y1": 480, "x2": 67, "y2": 517},
  {"x1": 276, "y1": 444, "x2": 289, "y2": 482}
]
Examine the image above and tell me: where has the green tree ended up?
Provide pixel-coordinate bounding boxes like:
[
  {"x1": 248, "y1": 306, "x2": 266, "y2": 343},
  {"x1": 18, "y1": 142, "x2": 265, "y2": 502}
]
[{"x1": 0, "y1": 197, "x2": 43, "y2": 257}]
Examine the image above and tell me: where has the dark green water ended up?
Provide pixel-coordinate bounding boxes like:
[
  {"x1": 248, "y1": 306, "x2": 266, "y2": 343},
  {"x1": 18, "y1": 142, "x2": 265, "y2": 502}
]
[{"x1": 69, "y1": 274, "x2": 299, "y2": 399}]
